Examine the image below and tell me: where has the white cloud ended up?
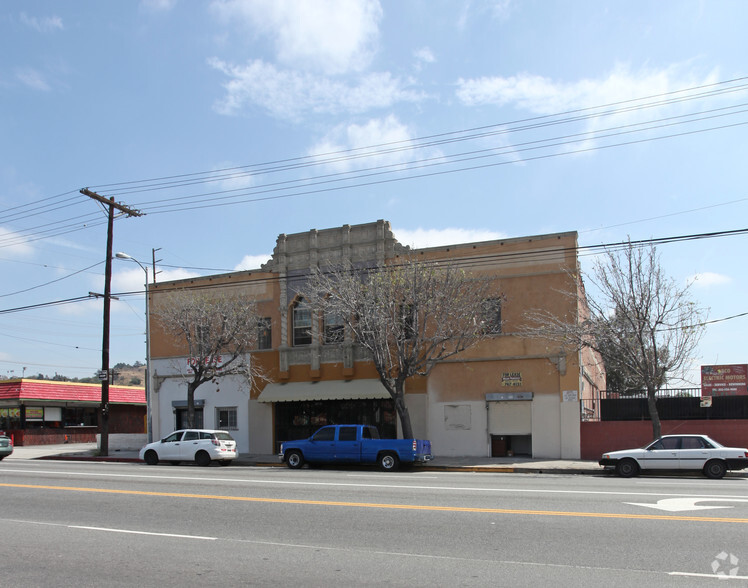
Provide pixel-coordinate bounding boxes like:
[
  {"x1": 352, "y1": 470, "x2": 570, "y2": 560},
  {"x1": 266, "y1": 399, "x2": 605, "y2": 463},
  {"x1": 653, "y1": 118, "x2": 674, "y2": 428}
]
[
  {"x1": 210, "y1": 0, "x2": 382, "y2": 75},
  {"x1": 456, "y1": 64, "x2": 719, "y2": 114},
  {"x1": 455, "y1": 64, "x2": 721, "y2": 155},
  {"x1": 139, "y1": 0, "x2": 178, "y2": 12},
  {"x1": 414, "y1": 47, "x2": 435, "y2": 68},
  {"x1": 210, "y1": 162, "x2": 254, "y2": 192},
  {"x1": 113, "y1": 267, "x2": 200, "y2": 294},
  {"x1": 15, "y1": 67, "x2": 51, "y2": 92},
  {"x1": 393, "y1": 227, "x2": 507, "y2": 249},
  {"x1": 210, "y1": 58, "x2": 422, "y2": 120},
  {"x1": 308, "y1": 115, "x2": 417, "y2": 173},
  {"x1": 19, "y1": 12, "x2": 63, "y2": 33},
  {"x1": 234, "y1": 254, "x2": 271, "y2": 271},
  {"x1": 0, "y1": 227, "x2": 34, "y2": 256},
  {"x1": 688, "y1": 272, "x2": 732, "y2": 288}
]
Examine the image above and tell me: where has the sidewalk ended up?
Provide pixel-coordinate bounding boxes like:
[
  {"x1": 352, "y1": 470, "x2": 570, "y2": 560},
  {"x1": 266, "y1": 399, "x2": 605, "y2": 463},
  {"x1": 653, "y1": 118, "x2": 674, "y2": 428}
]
[{"x1": 4, "y1": 442, "x2": 602, "y2": 475}]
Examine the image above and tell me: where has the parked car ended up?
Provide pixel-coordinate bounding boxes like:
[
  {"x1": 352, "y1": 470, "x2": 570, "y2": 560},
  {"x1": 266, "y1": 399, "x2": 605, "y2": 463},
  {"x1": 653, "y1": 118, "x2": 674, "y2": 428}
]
[
  {"x1": 280, "y1": 424, "x2": 433, "y2": 471},
  {"x1": 599, "y1": 434, "x2": 748, "y2": 479},
  {"x1": 139, "y1": 429, "x2": 237, "y2": 466},
  {"x1": 0, "y1": 434, "x2": 12, "y2": 460}
]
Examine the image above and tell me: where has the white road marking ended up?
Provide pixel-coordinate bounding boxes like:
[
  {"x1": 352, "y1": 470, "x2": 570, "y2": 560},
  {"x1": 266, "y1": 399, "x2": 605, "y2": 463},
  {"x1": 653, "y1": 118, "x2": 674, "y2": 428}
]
[
  {"x1": 2, "y1": 465, "x2": 748, "y2": 501},
  {"x1": 70, "y1": 526, "x2": 216, "y2": 540},
  {"x1": 626, "y1": 497, "x2": 748, "y2": 512},
  {"x1": 0, "y1": 518, "x2": 215, "y2": 540},
  {"x1": 670, "y1": 571, "x2": 748, "y2": 580}
]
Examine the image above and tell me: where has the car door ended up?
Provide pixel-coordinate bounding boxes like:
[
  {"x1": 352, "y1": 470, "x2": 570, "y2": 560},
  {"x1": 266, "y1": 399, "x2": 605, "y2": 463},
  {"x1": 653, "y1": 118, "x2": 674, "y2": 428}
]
[
  {"x1": 304, "y1": 426, "x2": 337, "y2": 462},
  {"x1": 158, "y1": 431, "x2": 185, "y2": 460},
  {"x1": 640, "y1": 437, "x2": 680, "y2": 470},
  {"x1": 677, "y1": 436, "x2": 711, "y2": 470},
  {"x1": 335, "y1": 426, "x2": 360, "y2": 463},
  {"x1": 178, "y1": 430, "x2": 202, "y2": 460}
]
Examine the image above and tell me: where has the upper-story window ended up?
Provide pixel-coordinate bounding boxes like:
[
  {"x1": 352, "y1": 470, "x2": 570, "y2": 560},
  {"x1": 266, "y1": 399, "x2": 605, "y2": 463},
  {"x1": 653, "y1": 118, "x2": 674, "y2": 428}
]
[
  {"x1": 480, "y1": 298, "x2": 502, "y2": 334},
  {"x1": 257, "y1": 318, "x2": 272, "y2": 350},
  {"x1": 292, "y1": 298, "x2": 312, "y2": 346},
  {"x1": 399, "y1": 303, "x2": 416, "y2": 339},
  {"x1": 323, "y1": 309, "x2": 344, "y2": 344}
]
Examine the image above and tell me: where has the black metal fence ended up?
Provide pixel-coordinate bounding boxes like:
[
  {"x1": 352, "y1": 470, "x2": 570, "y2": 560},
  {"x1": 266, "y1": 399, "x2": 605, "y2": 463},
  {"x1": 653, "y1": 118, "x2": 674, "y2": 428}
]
[{"x1": 581, "y1": 389, "x2": 748, "y2": 421}]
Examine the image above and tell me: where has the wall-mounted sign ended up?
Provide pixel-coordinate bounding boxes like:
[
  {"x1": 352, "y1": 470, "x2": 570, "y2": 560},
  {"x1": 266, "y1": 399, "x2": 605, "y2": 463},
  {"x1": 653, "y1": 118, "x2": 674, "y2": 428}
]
[
  {"x1": 701, "y1": 364, "x2": 748, "y2": 396},
  {"x1": 562, "y1": 390, "x2": 578, "y2": 402},
  {"x1": 486, "y1": 392, "x2": 533, "y2": 402},
  {"x1": 26, "y1": 407, "x2": 44, "y2": 420},
  {"x1": 501, "y1": 371, "x2": 522, "y2": 387}
]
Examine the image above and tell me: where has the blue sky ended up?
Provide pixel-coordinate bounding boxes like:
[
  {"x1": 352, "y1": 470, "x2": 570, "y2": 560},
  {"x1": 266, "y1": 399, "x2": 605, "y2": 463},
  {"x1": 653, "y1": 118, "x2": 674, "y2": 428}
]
[{"x1": 1, "y1": 0, "x2": 747, "y2": 383}]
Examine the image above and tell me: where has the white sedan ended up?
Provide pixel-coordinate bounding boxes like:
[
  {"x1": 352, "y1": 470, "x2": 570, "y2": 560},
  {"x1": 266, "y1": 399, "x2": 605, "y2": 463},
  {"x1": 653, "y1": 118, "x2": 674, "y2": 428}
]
[
  {"x1": 139, "y1": 429, "x2": 237, "y2": 466},
  {"x1": 599, "y1": 434, "x2": 748, "y2": 479}
]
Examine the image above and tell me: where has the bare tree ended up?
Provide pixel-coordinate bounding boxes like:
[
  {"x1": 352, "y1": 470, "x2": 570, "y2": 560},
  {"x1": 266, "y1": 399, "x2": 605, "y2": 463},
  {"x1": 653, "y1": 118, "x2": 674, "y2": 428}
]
[
  {"x1": 153, "y1": 290, "x2": 266, "y2": 428},
  {"x1": 302, "y1": 258, "x2": 497, "y2": 439},
  {"x1": 524, "y1": 242, "x2": 706, "y2": 439}
]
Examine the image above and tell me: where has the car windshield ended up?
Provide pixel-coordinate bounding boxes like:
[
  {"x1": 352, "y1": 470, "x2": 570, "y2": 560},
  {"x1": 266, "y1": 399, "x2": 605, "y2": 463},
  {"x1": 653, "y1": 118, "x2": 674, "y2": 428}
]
[{"x1": 214, "y1": 432, "x2": 234, "y2": 441}]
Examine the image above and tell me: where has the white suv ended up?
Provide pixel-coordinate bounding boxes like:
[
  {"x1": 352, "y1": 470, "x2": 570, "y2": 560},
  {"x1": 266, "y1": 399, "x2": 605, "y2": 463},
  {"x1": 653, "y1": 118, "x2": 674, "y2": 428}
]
[{"x1": 140, "y1": 429, "x2": 237, "y2": 466}]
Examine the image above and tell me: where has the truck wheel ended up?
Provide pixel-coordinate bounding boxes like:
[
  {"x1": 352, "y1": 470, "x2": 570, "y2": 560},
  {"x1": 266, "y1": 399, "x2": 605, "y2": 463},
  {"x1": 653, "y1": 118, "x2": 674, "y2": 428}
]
[
  {"x1": 286, "y1": 450, "x2": 304, "y2": 469},
  {"x1": 378, "y1": 452, "x2": 399, "y2": 472}
]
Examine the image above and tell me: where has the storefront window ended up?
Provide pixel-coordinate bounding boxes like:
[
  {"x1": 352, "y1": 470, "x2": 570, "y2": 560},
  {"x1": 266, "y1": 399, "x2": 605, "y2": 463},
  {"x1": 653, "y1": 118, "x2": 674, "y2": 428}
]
[{"x1": 274, "y1": 399, "x2": 397, "y2": 451}]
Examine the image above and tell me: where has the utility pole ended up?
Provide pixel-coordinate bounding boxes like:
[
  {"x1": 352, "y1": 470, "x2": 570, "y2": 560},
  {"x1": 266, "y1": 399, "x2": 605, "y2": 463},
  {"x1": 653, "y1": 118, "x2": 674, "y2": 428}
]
[{"x1": 81, "y1": 188, "x2": 143, "y2": 456}]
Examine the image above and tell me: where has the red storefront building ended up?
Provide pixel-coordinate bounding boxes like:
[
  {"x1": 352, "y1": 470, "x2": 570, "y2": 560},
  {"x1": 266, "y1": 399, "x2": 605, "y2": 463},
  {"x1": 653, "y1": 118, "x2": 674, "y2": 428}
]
[{"x1": 0, "y1": 379, "x2": 145, "y2": 446}]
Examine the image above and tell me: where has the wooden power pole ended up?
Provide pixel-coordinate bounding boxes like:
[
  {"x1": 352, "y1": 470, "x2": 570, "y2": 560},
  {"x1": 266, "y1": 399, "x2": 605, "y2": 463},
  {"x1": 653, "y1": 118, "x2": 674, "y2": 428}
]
[{"x1": 81, "y1": 188, "x2": 143, "y2": 456}]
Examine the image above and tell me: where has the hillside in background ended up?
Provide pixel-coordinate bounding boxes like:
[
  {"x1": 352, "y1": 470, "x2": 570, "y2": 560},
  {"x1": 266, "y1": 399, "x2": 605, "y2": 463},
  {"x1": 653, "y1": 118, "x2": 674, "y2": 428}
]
[{"x1": 1, "y1": 362, "x2": 146, "y2": 386}]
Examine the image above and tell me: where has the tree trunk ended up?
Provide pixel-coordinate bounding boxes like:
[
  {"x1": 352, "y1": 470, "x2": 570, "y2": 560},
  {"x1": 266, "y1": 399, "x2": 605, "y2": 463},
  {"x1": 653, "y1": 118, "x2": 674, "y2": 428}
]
[
  {"x1": 646, "y1": 386, "x2": 661, "y2": 440},
  {"x1": 393, "y1": 381, "x2": 414, "y2": 439},
  {"x1": 187, "y1": 380, "x2": 198, "y2": 429}
]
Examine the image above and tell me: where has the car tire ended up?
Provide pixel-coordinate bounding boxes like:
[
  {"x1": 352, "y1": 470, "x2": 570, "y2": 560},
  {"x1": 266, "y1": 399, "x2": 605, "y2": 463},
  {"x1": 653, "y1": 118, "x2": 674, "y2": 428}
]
[
  {"x1": 703, "y1": 459, "x2": 727, "y2": 479},
  {"x1": 195, "y1": 451, "x2": 212, "y2": 467},
  {"x1": 378, "y1": 452, "x2": 400, "y2": 472},
  {"x1": 615, "y1": 458, "x2": 639, "y2": 478},
  {"x1": 286, "y1": 450, "x2": 304, "y2": 469},
  {"x1": 143, "y1": 450, "x2": 159, "y2": 466}
]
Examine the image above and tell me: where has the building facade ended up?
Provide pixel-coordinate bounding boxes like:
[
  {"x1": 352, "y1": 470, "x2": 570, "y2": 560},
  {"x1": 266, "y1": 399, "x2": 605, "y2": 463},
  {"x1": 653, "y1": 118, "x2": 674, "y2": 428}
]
[
  {"x1": 148, "y1": 220, "x2": 604, "y2": 458},
  {"x1": 0, "y1": 379, "x2": 146, "y2": 446}
]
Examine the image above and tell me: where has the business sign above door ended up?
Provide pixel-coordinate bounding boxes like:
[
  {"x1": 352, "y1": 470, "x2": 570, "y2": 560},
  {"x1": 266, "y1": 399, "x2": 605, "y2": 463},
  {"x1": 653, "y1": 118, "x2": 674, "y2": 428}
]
[{"x1": 486, "y1": 392, "x2": 533, "y2": 401}]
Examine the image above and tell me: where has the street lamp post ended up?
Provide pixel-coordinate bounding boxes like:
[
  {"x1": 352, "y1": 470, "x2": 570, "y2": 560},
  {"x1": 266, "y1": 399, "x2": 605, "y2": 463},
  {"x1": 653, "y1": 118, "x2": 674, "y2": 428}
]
[{"x1": 116, "y1": 252, "x2": 153, "y2": 442}]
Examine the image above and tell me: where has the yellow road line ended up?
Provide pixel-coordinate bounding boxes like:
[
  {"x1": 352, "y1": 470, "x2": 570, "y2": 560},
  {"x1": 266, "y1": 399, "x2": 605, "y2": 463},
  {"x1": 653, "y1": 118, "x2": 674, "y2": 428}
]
[{"x1": 3, "y1": 482, "x2": 747, "y2": 524}]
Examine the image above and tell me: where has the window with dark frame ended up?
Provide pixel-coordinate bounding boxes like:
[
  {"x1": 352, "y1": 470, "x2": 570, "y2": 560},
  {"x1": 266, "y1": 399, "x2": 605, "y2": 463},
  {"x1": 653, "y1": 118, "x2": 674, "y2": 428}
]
[
  {"x1": 293, "y1": 298, "x2": 312, "y2": 346},
  {"x1": 323, "y1": 309, "x2": 344, "y2": 344},
  {"x1": 216, "y1": 407, "x2": 238, "y2": 430},
  {"x1": 399, "y1": 303, "x2": 416, "y2": 339},
  {"x1": 257, "y1": 317, "x2": 272, "y2": 350},
  {"x1": 480, "y1": 298, "x2": 502, "y2": 334}
]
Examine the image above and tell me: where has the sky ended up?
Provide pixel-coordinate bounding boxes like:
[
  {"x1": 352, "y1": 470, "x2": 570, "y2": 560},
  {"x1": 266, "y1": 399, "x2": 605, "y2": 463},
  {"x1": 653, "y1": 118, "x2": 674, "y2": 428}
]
[{"x1": 1, "y1": 0, "x2": 747, "y2": 385}]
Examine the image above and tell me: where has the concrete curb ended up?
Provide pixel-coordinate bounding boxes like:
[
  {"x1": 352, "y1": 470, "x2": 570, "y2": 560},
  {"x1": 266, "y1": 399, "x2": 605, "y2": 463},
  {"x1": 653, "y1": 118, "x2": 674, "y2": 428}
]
[{"x1": 32, "y1": 454, "x2": 600, "y2": 474}]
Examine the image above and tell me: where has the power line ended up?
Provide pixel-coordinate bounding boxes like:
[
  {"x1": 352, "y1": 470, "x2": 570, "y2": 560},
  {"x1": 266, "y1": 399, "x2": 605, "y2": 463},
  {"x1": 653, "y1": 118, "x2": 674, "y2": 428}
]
[
  {"x1": 1, "y1": 77, "x2": 747, "y2": 248},
  {"x1": 88, "y1": 75, "x2": 748, "y2": 195},
  {"x1": 0, "y1": 260, "x2": 104, "y2": 298},
  {"x1": 4, "y1": 226, "x2": 744, "y2": 315}
]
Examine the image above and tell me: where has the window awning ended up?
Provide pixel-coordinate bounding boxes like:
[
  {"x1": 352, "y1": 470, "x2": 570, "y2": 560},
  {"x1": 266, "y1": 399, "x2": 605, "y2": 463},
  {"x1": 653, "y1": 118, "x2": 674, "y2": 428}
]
[{"x1": 257, "y1": 380, "x2": 391, "y2": 403}]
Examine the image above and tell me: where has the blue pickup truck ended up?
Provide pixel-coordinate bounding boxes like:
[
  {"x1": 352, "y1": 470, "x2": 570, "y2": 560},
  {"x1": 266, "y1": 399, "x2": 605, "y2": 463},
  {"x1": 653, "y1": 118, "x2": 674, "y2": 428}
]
[{"x1": 280, "y1": 424, "x2": 433, "y2": 471}]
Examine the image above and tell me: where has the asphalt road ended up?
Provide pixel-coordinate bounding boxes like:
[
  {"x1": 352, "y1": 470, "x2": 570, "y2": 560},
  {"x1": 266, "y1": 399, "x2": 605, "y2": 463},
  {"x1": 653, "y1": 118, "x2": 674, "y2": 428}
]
[{"x1": 1, "y1": 460, "x2": 747, "y2": 587}]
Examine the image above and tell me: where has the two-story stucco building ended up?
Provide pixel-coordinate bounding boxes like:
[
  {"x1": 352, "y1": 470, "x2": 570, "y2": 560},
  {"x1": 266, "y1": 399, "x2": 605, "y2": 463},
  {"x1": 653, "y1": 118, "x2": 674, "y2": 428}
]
[{"x1": 147, "y1": 220, "x2": 604, "y2": 459}]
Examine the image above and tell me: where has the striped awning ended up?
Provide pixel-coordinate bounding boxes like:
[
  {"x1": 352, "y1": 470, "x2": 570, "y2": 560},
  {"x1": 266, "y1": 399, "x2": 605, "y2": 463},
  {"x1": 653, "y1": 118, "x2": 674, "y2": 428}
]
[{"x1": 257, "y1": 380, "x2": 390, "y2": 403}]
